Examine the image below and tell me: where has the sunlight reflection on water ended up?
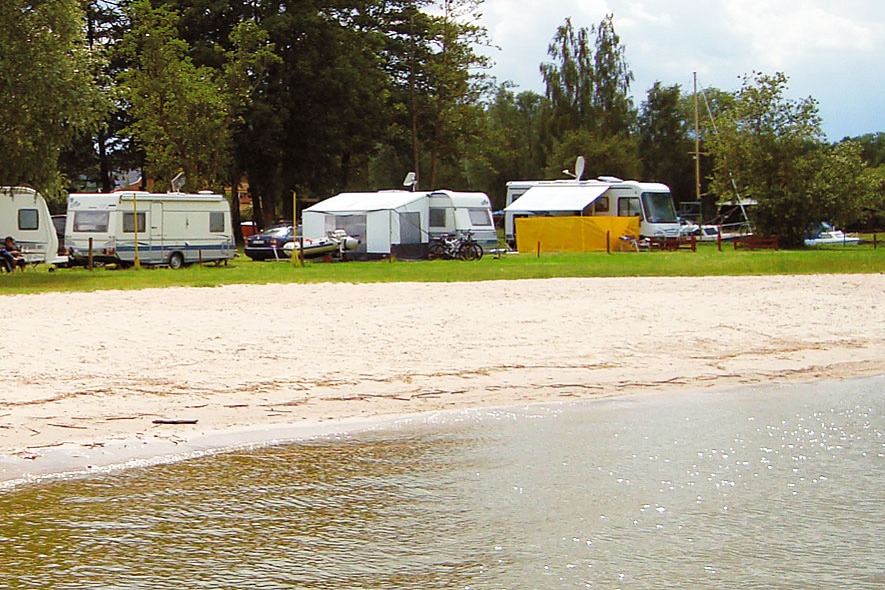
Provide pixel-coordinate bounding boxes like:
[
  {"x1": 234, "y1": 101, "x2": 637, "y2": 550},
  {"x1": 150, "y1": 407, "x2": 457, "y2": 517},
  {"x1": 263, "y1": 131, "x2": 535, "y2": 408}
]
[{"x1": 1, "y1": 377, "x2": 883, "y2": 589}]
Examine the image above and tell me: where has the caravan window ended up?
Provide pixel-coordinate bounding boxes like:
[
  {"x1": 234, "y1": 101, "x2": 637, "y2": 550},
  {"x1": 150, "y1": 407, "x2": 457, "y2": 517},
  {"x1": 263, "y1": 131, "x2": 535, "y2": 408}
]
[
  {"x1": 209, "y1": 211, "x2": 225, "y2": 232},
  {"x1": 73, "y1": 211, "x2": 109, "y2": 232},
  {"x1": 429, "y1": 208, "x2": 447, "y2": 228},
  {"x1": 618, "y1": 197, "x2": 641, "y2": 217},
  {"x1": 123, "y1": 212, "x2": 146, "y2": 233},
  {"x1": 468, "y1": 208, "x2": 493, "y2": 226},
  {"x1": 18, "y1": 209, "x2": 39, "y2": 231}
]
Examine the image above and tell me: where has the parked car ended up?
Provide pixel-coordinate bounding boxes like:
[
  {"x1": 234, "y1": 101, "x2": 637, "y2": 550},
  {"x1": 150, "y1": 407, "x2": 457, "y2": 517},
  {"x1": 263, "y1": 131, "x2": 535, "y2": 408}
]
[
  {"x1": 51, "y1": 214, "x2": 66, "y2": 255},
  {"x1": 50, "y1": 214, "x2": 73, "y2": 267},
  {"x1": 244, "y1": 222, "x2": 298, "y2": 260}
]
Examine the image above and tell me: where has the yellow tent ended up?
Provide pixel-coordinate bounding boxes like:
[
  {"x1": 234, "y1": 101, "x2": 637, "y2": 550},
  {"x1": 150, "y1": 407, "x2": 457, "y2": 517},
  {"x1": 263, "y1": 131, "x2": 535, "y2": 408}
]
[{"x1": 514, "y1": 216, "x2": 640, "y2": 253}]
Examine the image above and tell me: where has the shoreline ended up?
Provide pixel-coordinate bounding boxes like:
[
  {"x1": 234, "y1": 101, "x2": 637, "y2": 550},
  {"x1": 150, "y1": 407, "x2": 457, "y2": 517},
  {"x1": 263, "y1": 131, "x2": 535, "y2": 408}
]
[{"x1": 2, "y1": 275, "x2": 884, "y2": 488}]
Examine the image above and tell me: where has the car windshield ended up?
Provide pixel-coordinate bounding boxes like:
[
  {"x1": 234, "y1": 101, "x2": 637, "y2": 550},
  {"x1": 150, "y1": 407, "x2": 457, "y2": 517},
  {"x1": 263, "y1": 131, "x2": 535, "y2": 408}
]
[{"x1": 260, "y1": 225, "x2": 291, "y2": 237}]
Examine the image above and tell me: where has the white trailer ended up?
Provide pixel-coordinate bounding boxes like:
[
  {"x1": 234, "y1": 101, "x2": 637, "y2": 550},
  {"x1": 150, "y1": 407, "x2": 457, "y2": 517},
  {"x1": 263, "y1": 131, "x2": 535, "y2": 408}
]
[
  {"x1": 427, "y1": 190, "x2": 497, "y2": 250},
  {"x1": 503, "y1": 177, "x2": 683, "y2": 248},
  {"x1": 0, "y1": 186, "x2": 60, "y2": 266},
  {"x1": 66, "y1": 191, "x2": 234, "y2": 268},
  {"x1": 303, "y1": 189, "x2": 496, "y2": 259}
]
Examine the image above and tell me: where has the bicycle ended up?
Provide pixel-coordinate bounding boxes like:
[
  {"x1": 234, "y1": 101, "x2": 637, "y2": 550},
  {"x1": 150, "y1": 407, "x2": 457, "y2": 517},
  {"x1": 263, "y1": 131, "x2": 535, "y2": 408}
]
[
  {"x1": 458, "y1": 230, "x2": 484, "y2": 261},
  {"x1": 427, "y1": 231, "x2": 483, "y2": 261}
]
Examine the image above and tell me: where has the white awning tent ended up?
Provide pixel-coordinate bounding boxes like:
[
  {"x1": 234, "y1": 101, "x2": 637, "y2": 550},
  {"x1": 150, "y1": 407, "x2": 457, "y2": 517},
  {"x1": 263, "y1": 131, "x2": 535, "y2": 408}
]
[
  {"x1": 503, "y1": 185, "x2": 609, "y2": 214},
  {"x1": 304, "y1": 189, "x2": 497, "y2": 258},
  {"x1": 303, "y1": 190, "x2": 426, "y2": 257},
  {"x1": 305, "y1": 190, "x2": 425, "y2": 214}
]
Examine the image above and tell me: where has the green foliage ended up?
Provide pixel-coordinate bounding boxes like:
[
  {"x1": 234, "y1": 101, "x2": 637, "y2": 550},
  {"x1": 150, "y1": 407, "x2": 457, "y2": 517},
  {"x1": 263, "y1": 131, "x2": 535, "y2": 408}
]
[
  {"x1": 638, "y1": 83, "x2": 695, "y2": 201},
  {"x1": 540, "y1": 17, "x2": 595, "y2": 134},
  {"x1": 4, "y1": 244, "x2": 884, "y2": 295},
  {"x1": 463, "y1": 84, "x2": 546, "y2": 207},
  {"x1": 117, "y1": 0, "x2": 234, "y2": 192},
  {"x1": 706, "y1": 72, "x2": 849, "y2": 247},
  {"x1": 806, "y1": 141, "x2": 877, "y2": 228},
  {"x1": 539, "y1": 15, "x2": 638, "y2": 181},
  {"x1": 849, "y1": 132, "x2": 885, "y2": 168},
  {"x1": 0, "y1": 0, "x2": 109, "y2": 190},
  {"x1": 544, "y1": 128, "x2": 640, "y2": 180}
]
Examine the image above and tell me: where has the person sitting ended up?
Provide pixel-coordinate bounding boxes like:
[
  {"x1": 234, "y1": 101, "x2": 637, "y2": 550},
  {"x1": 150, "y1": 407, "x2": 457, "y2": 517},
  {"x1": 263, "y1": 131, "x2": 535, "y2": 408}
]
[{"x1": 1, "y1": 236, "x2": 27, "y2": 272}]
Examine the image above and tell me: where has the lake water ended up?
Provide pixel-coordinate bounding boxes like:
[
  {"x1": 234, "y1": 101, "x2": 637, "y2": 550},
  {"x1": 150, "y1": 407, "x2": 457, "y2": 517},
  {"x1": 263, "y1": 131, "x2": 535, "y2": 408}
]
[{"x1": 1, "y1": 377, "x2": 883, "y2": 589}]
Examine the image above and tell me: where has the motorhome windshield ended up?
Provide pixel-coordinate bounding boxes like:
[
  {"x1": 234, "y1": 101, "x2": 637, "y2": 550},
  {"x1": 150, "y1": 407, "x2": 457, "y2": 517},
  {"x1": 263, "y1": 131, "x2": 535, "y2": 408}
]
[{"x1": 640, "y1": 192, "x2": 678, "y2": 223}]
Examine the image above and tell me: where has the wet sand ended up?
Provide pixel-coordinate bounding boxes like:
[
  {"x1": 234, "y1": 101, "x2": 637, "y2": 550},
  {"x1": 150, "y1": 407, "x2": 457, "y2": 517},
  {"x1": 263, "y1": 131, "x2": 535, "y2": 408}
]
[{"x1": 1, "y1": 275, "x2": 883, "y2": 486}]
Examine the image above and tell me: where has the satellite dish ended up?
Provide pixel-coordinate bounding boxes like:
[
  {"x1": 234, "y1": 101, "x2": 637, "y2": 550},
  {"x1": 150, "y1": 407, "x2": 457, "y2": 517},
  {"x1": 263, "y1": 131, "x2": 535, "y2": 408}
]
[
  {"x1": 575, "y1": 156, "x2": 585, "y2": 181},
  {"x1": 402, "y1": 171, "x2": 417, "y2": 191},
  {"x1": 171, "y1": 171, "x2": 186, "y2": 193}
]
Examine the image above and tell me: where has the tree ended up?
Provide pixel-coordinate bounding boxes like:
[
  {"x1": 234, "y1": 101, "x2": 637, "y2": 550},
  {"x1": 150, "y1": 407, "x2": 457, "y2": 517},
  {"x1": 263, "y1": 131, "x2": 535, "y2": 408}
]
[
  {"x1": 591, "y1": 14, "x2": 634, "y2": 137},
  {"x1": 539, "y1": 15, "x2": 637, "y2": 178},
  {"x1": 807, "y1": 141, "x2": 879, "y2": 230},
  {"x1": 384, "y1": 0, "x2": 491, "y2": 189},
  {"x1": 466, "y1": 84, "x2": 546, "y2": 207},
  {"x1": 707, "y1": 72, "x2": 876, "y2": 246},
  {"x1": 638, "y1": 83, "x2": 694, "y2": 202},
  {"x1": 543, "y1": 128, "x2": 640, "y2": 180},
  {"x1": 540, "y1": 17, "x2": 593, "y2": 135},
  {"x1": 849, "y1": 132, "x2": 885, "y2": 168},
  {"x1": 116, "y1": 0, "x2": 235, "y2": 192},
  {"x1": 0, "y1": 0, "x2": 109, "y2": 200}
]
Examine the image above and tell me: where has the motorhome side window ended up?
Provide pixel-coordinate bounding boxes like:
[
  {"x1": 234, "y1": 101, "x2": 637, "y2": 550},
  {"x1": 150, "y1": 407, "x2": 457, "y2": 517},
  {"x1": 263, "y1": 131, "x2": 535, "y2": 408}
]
[
  {"x1": 594, "y1": 197, "x2": 609, "y2": 213},
  {"x1": 73, "y1": 211, "x2": 109, "y2": 232},
  {"x1": 123, "y1": 212, "x2": 146, "y2": 233},
  {"x1": 618, "y1": 197, "x2": 641, "y2": 218},
  {"x1": 18, "y1": 209, "x2": 39, "y2": 231},
  {"x1": 468, "y1": 209, "x2": 493, "y2": 226},
  {"x1": 209, "y1": 211, "x2": 225, "y2": 232},
  {"x1": 429, "y1": 208, "x2": 446, "y2": 228}
]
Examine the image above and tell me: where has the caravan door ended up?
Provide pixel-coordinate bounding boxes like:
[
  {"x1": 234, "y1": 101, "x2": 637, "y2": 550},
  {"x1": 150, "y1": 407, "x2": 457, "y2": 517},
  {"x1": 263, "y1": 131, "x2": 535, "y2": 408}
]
[{"x1": 149, "y1": 201, "x2": 163, "y2": 263}]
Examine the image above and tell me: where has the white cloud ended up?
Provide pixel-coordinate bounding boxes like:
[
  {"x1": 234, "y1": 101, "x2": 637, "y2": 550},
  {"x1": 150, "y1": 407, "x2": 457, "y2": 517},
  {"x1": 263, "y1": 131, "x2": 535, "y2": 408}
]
[{"x1": 478, "y1": 0, "x2": 885, "y2": 138}]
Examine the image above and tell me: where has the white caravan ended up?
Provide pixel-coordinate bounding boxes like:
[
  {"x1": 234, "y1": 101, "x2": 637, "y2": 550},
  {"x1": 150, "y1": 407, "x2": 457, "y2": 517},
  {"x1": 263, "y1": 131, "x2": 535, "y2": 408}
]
[
  {"x1": 303, "y1": 189, "x2": 496, "y2": 259},
  {"x1": 0, "y1": 186, "x2": 60, "y2": 266},
  {"x1": 503, "y1": 177, "x2": 683, "y2": 248},
  {"x1": 427, "y1": 190, "x2": 497, "y2": 250},
  {"x1": 66, "y1": 191, "x2": 234, "y2": 268}
]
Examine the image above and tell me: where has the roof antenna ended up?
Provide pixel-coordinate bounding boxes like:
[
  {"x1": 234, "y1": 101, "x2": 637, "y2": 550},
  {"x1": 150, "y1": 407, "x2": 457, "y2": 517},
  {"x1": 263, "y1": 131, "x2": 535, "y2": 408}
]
[
  {"x1": 402, "y1": 171, "x2": 417, "y2": 191},
  {"x1": 170, "y1": 171, "x2": 185, "y2": 193}
]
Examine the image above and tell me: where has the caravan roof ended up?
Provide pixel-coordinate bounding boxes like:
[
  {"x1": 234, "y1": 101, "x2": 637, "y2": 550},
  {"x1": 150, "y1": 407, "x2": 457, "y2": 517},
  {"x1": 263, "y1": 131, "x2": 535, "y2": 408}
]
[
  {"x1": 305, "y1": 191, "x2": 425, "y2": 213},
  {"x1": 429, "y1": 190, "x2": 491, "y2": 208}
]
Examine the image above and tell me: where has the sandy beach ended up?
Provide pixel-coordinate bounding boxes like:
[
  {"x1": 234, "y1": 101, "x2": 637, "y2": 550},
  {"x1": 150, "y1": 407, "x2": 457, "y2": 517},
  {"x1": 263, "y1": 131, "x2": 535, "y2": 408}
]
[{"x1": 1, "y1": 274, "x2": 883, "y2": 486}]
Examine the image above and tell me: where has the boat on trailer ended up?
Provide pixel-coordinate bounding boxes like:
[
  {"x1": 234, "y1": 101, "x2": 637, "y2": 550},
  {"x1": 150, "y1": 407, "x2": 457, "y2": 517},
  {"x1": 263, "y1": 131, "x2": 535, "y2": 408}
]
[{"x1": 282, "y1": 229, "x2": 359, "y2": 259}]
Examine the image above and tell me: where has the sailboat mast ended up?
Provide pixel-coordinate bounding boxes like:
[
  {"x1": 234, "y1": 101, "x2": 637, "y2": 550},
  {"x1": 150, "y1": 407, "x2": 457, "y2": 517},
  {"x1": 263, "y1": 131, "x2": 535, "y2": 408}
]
[{"x1": 693, "y1": 72, "x2": 701, "y2": 205}]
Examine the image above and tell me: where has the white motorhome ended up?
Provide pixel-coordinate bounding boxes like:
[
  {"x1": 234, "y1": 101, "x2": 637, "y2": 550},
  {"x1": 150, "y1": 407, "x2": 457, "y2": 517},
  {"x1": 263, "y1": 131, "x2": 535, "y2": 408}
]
[
  {"x1": 0, "y1": 186, "x2": 60, "y2": 266},
  {"x1": 303, "y1": 189, "x2": 496, "y2": 259},
  {"x1": 503, "y1": 177, "x2": 683, "y2": 248},
  {"x1": 66, "y1": 191, "x2": 234, "y2": 268}
]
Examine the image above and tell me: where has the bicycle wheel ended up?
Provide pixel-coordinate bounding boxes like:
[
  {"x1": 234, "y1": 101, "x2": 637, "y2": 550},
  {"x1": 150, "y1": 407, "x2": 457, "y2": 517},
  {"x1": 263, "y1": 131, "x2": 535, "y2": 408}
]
[
  {"x1": 472, "y1": 243, "x2": 484, "y2": 260},
  {"x1": 428, "y1": 242, "x2": 446, "y2": 260},
  {"x1": 458, "y1": 242, "x2": 478, "y2": 261}
]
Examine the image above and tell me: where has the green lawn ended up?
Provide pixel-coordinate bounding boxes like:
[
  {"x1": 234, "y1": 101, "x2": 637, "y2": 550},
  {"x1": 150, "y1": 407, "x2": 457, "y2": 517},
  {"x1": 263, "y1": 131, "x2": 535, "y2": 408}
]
[{"x1": 2, "y1": 241, "x2": 883, "y2": 295}]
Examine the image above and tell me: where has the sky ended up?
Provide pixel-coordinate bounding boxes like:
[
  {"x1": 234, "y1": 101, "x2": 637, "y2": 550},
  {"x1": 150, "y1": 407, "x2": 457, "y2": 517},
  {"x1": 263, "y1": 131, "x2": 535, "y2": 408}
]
[{"x1": 477, "y1": 0, "x2": 884, "y2": 140}]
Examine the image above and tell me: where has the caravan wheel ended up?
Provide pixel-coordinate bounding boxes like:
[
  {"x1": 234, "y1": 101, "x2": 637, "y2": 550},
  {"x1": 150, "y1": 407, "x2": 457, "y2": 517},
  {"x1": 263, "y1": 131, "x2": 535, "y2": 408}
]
[{"x1": 168, "y1": 252, "x2": 185, "y2": 269}]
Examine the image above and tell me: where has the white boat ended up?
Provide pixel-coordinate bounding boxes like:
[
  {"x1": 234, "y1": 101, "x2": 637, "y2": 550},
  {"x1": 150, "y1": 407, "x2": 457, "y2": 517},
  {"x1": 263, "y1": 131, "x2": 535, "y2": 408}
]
[
  {"x1": 804, "y1": 222, "x2": 861, "y2": 246},
  {"x1": 282, "y1": 229, "x2": 359, "y2": 258},
  {"x1": 682, "y1": 223, "x2": 752, "y2": 242}
]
